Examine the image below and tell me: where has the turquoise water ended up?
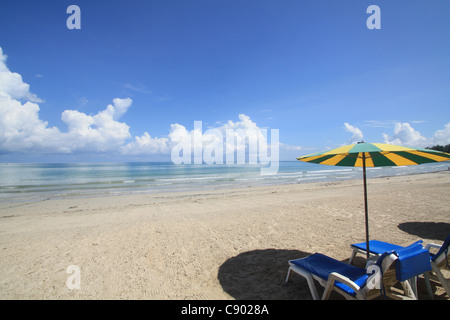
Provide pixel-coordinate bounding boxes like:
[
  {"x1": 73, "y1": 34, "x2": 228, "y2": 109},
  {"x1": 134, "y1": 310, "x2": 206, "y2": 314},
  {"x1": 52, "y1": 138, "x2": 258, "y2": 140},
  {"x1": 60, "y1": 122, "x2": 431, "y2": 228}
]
[{"x1": 0, "y1": 161, "x2": 448, "y2": 203}]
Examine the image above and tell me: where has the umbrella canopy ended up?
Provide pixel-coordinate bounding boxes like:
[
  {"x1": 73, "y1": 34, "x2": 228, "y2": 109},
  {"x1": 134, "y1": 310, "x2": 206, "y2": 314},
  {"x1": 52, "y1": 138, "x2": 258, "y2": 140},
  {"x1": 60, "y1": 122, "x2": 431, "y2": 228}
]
[
  {"x1": 297, "y1": 142, "x2": 450, "y2": 258},
  {"x1": 297, "y1": 142, "x2": 450, "y2": 167}
]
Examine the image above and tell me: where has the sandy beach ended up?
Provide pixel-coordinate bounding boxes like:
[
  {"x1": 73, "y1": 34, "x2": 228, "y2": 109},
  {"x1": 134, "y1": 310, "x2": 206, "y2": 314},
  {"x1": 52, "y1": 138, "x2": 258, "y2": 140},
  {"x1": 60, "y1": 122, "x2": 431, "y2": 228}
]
[{"x1": 0, "y1": 171, "x2": 449, "y2": 300}]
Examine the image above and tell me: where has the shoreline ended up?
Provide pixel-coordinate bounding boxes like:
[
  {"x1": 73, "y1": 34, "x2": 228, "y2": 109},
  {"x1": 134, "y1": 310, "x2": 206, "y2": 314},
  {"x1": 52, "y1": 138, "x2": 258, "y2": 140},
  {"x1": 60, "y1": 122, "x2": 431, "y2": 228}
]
[
  {"x1": 1, "y1": 162, "x2": 448, "y2": 206},
  {"x1": 0, "y1": 171, "x2": 449, "y2": 299}
]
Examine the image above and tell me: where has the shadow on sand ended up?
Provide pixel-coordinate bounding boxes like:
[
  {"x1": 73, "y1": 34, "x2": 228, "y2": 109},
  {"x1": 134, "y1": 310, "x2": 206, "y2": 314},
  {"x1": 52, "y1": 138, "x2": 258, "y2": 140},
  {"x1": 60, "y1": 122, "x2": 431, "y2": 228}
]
[
  {"x1": 398, "y1": 222, "x2": 450, "y2": 241},
  {"x1": 217, "y1": 248, "x2": 349, "y2": 300}
]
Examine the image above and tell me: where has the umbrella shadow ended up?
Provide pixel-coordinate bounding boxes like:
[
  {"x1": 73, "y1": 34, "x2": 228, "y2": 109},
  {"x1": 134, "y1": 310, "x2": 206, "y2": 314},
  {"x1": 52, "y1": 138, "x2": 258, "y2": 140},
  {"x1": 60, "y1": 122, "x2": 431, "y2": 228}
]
[
  {"x1": 217, "y1": 248, "x2": 346, "y2": 300},
  {"x1": 398, "y1": 222, "x2": 450, "y2": 241},
  {"x1": 217, "y1": 249, "x2": 440, "y2": 300}
]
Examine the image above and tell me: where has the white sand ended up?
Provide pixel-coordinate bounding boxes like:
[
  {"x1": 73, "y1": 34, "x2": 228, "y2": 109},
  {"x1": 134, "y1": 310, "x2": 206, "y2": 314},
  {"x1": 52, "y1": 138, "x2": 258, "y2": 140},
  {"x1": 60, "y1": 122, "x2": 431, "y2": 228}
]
[{"x1": 0, "y1": 171, "x2": 449, "y2": 299}]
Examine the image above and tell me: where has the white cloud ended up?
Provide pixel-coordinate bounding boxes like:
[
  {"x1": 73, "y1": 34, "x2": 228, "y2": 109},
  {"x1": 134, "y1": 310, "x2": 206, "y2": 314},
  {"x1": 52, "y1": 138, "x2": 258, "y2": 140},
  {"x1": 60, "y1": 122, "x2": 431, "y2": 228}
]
[
  {"x1": 343, "y1": 123, "x2": 364, "y2": 144},
  {"x1": 431, "y1": 122, "x2": 450, "y2": 146},
  {"x1": 381, "y1": 122, "x2": 450, "y2": 148},
  {"x1": 121, "y1": 132, "x2": 170, "y2": 155},
  {"x1": 61, "y1": 99, "x2": 132, "y2": 152},
  {"x1": 167, "y1": 114, "x2": 270, "y2": 162},
  {"x1": 0, "y1": 47, "x2": 42, "y2": 103},
  {"x1": 0, "y1": 48, "x2": 61, "y2": 153},
  {"x1": 109, "y1": 97, "x2": 132, "y2": 120},
  {"x1": 382, "y1": 122, "x2": 429, "y2": 148},
  {"x1": 164, "y1": 114, "x2": 296, "y2": 164},
  {"x1": 0, "y1": 47, "x2": 134, "y2": 155},
  {"x1": 342, "y1": 121, "x2": 450, "y2": 148},
  {"x1": 0, "y1": 92, "x2": 65, "y2": 153}
]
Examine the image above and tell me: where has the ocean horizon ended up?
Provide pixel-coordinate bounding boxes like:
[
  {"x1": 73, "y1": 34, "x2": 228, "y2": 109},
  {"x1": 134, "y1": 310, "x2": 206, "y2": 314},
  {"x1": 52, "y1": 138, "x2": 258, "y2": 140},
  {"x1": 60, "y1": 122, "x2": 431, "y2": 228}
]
[{"x1": 0, "y1": 161, "x2": 448, "y2": 203}]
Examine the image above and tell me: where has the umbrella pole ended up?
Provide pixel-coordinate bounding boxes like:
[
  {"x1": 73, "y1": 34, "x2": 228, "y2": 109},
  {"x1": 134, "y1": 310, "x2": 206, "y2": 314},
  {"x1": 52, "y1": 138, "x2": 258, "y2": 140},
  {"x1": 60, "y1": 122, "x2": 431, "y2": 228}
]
[{"x1": 362, "y1": 153, "x2": 370, "y2": 259}]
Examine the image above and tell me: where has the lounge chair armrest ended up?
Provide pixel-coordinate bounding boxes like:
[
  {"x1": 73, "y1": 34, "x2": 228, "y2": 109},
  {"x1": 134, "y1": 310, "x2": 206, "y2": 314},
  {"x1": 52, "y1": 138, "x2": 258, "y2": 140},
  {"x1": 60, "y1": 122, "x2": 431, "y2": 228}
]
[
  {"x1": 330, "y1": 272, "x2": 361, "y2": 291},
  {"x1": 322, "y1": 272, "x2": 361, "y2": 300},
  {"x1": 425, "y1": 243, "x2": 441, "y2": 251}
]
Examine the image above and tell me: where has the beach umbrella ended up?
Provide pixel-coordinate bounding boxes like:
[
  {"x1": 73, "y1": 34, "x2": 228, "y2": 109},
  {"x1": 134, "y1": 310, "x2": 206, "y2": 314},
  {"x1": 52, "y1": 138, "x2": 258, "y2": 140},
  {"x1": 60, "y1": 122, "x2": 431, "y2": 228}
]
[{"x1": 297, "y1": 141, "x2": 450, "y2": 259}]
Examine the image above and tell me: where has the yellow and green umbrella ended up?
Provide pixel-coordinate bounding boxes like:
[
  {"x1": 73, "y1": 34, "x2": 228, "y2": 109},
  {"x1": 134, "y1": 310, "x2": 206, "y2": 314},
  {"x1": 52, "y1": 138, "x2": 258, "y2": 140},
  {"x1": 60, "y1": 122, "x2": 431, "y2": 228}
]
[{"x1": 297, "y1": 141, "x2": 450, "y2": 258}]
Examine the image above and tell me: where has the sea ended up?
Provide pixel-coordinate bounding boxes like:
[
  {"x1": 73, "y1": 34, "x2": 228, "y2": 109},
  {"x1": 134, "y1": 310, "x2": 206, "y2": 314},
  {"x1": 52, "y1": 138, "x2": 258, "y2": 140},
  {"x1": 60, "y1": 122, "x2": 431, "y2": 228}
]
[{"x1": 0, "y1": 161, "x2": 448, "y2": 203}]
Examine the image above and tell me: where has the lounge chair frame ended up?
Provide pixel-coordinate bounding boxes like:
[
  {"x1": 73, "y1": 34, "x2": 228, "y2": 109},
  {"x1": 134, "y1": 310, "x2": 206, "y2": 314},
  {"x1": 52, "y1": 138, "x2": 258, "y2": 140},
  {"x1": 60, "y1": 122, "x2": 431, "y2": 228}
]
[{"x1": 423, "y1": 242, "x2": 450, "y2": 299}]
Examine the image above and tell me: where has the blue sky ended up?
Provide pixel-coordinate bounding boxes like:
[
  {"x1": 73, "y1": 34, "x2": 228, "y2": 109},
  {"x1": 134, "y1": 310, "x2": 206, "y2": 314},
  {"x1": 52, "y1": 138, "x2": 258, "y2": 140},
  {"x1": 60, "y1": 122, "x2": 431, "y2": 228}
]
[{"x1": 0, "y1": 0, "x2": 449, "y2": 162}]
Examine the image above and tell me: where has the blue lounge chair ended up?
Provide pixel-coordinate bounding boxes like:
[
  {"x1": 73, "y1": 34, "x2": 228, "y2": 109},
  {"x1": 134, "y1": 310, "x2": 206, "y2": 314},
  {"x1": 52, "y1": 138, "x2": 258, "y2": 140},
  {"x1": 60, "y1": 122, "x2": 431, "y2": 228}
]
[
  {"x1": 286, "y1": 242, "x2": 432, "y2": 300},
  {"x1": 349, "y1": 235, "x2": 450, "y2": 299},
  {"x1": 348, "y1": 239, "x2": 422, "y2": 264}
]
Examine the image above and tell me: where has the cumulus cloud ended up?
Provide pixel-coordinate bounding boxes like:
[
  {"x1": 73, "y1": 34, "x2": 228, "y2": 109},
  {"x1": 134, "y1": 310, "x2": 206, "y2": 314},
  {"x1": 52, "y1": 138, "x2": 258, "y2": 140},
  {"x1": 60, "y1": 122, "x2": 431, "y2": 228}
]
[
  {"x1": 108, "y1": 97, "x2": 132, "y2": 120},
  {"x1": 0, "y1": 47, "x2": 42, "y2": 103},
  {"x1": 382, "y1": 122, "x2": 428, "y2": 147},
  {"x1": 61, "y1": 98, "x2": 132, "y2": 152},
  {"x1": 382, "y1": 122, "x2": 450, "y2": 148},
  {"x1": 167, "y1": 114, "x2": 281, "y2": 164},
  {"x1": 0, "y1": 47, "x2": 134, "y2": 155},
  {"x1": 121, "y1": 132, "x2": 170, "y2": 155},
  {"x1": 341, "y1": 121, "x2": 450, "y2": 149},
  {"x1": 0, "y1": 92, "x2": 64, "y2": 153},
  {"x1": 432, "y1": 123, "x2": 450, "y2": 146},
  {"x1": 343, "y1": 123, "x2": 364, "y2": 144}
]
